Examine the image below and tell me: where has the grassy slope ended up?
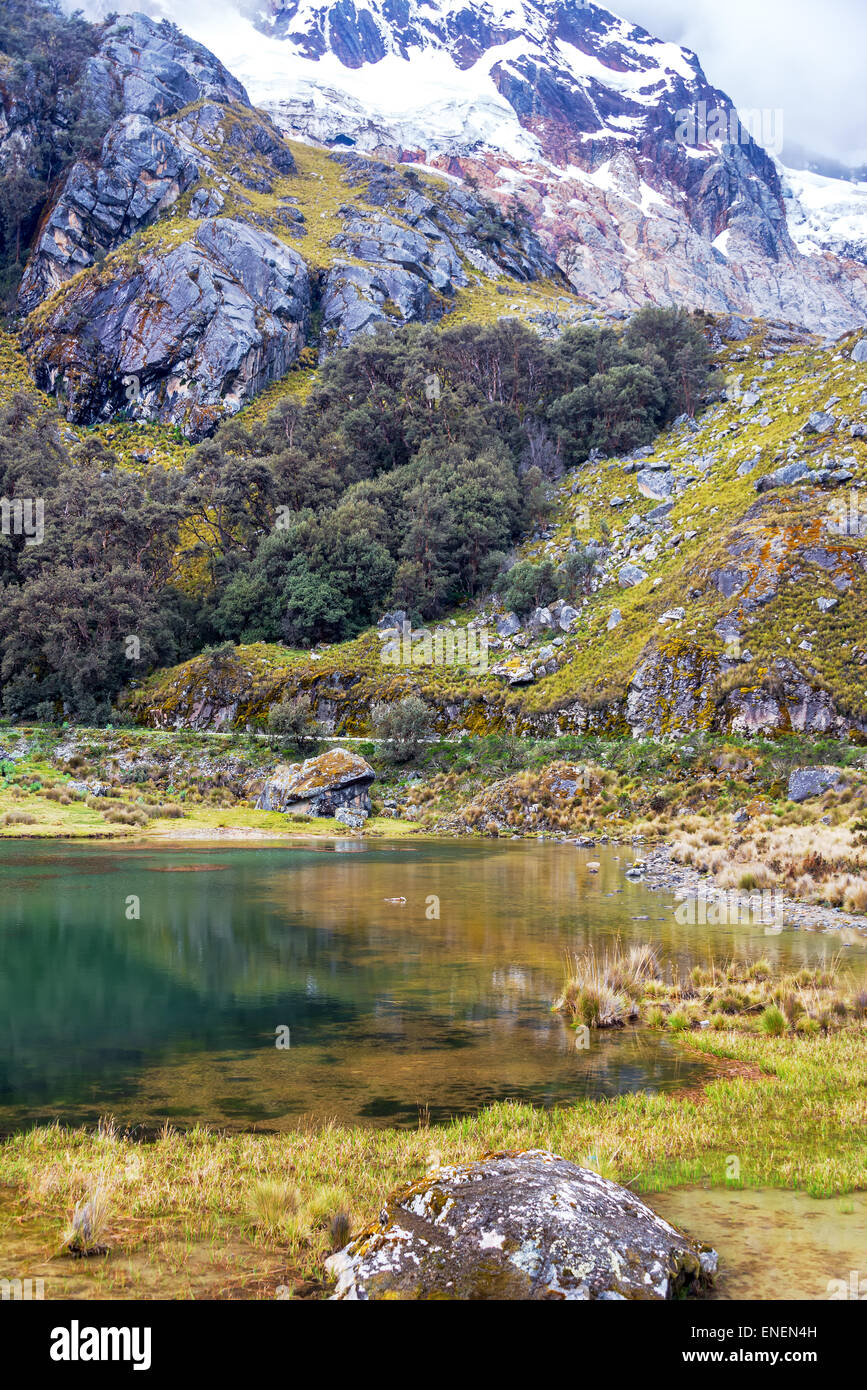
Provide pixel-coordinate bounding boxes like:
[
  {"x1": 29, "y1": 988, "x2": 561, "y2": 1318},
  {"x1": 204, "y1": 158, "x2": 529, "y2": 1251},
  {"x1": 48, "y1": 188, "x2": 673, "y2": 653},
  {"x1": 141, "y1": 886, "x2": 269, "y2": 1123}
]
[{"x1": 129, "y1": 324, "x2": 867, "y2": 734}]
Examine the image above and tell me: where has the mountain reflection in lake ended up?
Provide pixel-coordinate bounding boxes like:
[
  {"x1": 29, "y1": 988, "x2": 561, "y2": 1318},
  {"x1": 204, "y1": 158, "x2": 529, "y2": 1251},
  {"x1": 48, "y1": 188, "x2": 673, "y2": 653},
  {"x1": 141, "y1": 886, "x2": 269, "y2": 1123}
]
[{"x1": 0, "y1": 839, "x2": 863, "y2": 1132}]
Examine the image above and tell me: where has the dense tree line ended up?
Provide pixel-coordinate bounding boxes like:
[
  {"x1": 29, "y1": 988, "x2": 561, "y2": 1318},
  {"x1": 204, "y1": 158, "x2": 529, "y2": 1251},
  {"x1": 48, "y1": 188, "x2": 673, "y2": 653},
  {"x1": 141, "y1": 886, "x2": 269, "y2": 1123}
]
[{"x1": 0, "y1": 310, "x2": 716, "y2": 718}]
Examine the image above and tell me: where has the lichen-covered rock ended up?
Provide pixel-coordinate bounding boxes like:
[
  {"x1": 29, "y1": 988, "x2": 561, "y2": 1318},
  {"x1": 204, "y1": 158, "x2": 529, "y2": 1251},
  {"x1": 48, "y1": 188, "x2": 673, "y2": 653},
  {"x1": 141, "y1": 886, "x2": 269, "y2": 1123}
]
[
  {"x1": 23, "y1": 217, "x2": 311, "y2": 437},
  {"x1": 496, "y1": 612, "x2": 522, "y2": 639},
  {"x1": 255, "y1": 748, "x2": 375, "y2": 816},
  {"x1": 755, "y1": 461, "x2": 809, "y2": 493},
  {"x1": 786, "y1": 766, "x2": 843, "y2": 803},
  {"x1": 627, "y1": 642, "x2": 721, "y2": 737},
  {"x1": 321, "y1": 260, "x2": 435, "y2": 351},
  {"x1": 725, "y1": 661, "x2": 865, "y2": 739},
  {"x1": 491, "y1": 658, "x2": 535, "y2": 685},
  {"x1": 803, "y1": 411, "x2": 836, "y2": 435},
  {"x1": 326, "y1": 1150, "x2": 717, "y2": 1300},
  {"x1": 636, "y1": 467, "x2": 676, "y2": 501}
]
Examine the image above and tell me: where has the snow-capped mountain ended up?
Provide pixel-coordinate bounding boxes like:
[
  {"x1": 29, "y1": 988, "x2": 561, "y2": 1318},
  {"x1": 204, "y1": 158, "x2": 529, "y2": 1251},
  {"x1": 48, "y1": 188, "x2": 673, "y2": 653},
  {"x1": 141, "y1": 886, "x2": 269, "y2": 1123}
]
[
  {"x1": 58, "y1": 0, "x2": 867, "y2": 331},
  {"x1": 777, "y1": 162, "x2": 867, "y2": 266}
]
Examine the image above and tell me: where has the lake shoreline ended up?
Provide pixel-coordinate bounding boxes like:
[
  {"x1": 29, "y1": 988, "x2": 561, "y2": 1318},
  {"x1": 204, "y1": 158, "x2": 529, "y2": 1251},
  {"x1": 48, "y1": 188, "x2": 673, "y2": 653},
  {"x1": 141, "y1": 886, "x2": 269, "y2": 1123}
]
[
  {"x1": 638, "y1": 844, "x2": 867, "y2": 936},
  {"x1": 1, "y1": 1023, "x2": 864, "y2": 1300},
  {"x1": 4, "y1": 812, "x2": 865, "y2": 935},
  {"x1": 3, "y1": 809, "x2": 866, "y2": 934}
]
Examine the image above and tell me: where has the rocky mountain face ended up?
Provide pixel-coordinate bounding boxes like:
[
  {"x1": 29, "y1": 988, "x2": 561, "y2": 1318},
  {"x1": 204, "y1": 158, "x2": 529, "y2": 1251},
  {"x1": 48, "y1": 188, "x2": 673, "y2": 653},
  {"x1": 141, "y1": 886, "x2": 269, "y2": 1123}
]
[
  {"x1": 8, "y1": 1, "x2": 867, "y2": 437},
  {"x1": 10, "y1": 11, "x2": 562, "y2": 436},
  {"x1": 13, "y1": 14, "x2": 309, "y2": 434},
  {"x1": 234, "y1": 0, "x2": 867, "y2": 335}
]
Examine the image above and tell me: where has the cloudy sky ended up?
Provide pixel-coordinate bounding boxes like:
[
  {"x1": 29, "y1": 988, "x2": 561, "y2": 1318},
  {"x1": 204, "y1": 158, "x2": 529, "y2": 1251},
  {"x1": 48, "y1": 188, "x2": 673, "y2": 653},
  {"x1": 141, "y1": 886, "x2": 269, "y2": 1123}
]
[
  {"x1": 65, "y1": 0, "x2": 866, "y2": 169},
  {"x1": 627, "y1": 0, "x2": 867, "y2": 168}
]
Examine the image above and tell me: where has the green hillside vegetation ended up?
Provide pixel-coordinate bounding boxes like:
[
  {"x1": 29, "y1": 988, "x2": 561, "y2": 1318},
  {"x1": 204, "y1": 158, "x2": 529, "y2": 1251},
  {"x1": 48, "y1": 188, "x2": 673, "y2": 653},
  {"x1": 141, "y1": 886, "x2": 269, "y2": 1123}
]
[
  {"x1": 128, "y1": 321, "x2": 867, "y2": 741},
  {"x1": 0, "y1": 309, "x2": 715, "y2": 721}
]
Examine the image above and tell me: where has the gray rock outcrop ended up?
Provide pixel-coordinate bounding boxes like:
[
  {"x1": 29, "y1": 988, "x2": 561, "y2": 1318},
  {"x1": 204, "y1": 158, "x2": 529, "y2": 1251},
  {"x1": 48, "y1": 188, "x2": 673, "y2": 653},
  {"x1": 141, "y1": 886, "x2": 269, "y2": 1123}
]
[
  {"x1": 326, "y1": 1149, "x2": 717, "y2": 1300},
  {"x1": 255, "y1": 748, "x2": 375, "y2": 816},
  {"x1": 18, "y1": 14, "x2": 269, "y2": 313},
  {"x1": 786, "y1": 766, "x2": 843, "y2": 803},
  {"x1": 23, "y1": 218, "x2": 311, "y2": 437}
]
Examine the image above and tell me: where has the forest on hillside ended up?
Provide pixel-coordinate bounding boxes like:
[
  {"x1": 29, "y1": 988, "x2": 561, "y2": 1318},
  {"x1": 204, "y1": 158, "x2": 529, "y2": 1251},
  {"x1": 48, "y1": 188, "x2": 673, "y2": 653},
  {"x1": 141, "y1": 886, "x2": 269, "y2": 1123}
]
[{"x1": 0, "y1": 310, "x2": 716, "y2": 720}]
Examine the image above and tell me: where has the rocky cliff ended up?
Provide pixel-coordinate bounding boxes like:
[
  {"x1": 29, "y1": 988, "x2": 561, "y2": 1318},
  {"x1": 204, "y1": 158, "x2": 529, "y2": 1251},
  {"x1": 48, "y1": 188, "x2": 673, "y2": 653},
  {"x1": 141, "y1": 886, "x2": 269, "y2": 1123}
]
[
  {"x1": 9, "y1": 11, "x2": 565, "y2": 436},
  {"x1": 229, "y1": 0, "x2": 867, "y2": 335},
  {"x1": 8, "y1": 2, "x2": 867, "y2": 440}
]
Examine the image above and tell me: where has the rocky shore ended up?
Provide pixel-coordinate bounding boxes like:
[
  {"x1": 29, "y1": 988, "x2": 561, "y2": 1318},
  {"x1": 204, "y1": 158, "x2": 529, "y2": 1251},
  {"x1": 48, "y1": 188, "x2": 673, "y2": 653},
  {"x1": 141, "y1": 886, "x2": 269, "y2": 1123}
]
[{"x1": 638, "y1": 844, "x2": 867, "y2": 936}]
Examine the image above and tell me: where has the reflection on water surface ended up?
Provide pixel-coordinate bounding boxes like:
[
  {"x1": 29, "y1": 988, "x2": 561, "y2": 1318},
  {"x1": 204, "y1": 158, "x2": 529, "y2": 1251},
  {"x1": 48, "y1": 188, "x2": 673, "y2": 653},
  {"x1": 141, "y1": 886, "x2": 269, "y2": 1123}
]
[{"x1": 0, "y1": 839, "x2": 862, "y2": 1131}]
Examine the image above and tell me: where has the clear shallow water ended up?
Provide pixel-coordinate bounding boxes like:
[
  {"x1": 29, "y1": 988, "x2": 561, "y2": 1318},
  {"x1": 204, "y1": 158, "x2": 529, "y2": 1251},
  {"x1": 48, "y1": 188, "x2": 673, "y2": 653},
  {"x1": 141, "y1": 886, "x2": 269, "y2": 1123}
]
[
  {"x1": 0, "y1": 839, "x2": 863, "y2": 1132},
  {"x1": 653, "y1": 1189, "x2": 867, "y2": 1301}
]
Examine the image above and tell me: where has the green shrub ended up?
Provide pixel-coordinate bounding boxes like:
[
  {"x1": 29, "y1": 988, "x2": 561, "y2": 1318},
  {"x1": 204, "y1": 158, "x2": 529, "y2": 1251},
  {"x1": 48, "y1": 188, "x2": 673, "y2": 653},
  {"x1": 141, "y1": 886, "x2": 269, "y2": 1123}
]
[{"x1": 371, "y1": 696, "x2": 433, "y2": 763}]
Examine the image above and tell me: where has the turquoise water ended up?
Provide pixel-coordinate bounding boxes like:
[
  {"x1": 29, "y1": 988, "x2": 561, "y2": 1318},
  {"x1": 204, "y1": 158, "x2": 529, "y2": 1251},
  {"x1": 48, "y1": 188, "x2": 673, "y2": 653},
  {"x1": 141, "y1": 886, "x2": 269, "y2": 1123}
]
[{"x1": 0, "y1": 839, "x2": 862, "y2": 1132}]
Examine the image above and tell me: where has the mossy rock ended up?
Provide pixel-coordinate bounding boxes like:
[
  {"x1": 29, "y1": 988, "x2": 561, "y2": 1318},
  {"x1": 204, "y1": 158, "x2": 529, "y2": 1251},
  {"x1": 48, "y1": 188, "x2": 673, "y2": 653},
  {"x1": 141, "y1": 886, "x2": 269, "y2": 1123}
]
[{"x1": 327, "y1": 1149, "x2": 717, "y2": 1300}]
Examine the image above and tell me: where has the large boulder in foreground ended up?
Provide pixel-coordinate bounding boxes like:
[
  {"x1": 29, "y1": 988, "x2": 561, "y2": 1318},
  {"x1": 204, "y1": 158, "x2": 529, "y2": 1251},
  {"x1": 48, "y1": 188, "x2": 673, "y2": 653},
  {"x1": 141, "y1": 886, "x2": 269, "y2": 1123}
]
[
  {"x1": 326, "y1": 1150, "x2": 717, "y2": 1301},
  {"x1": 255, "y1": 749, "x2": 375, "y2": 817}
]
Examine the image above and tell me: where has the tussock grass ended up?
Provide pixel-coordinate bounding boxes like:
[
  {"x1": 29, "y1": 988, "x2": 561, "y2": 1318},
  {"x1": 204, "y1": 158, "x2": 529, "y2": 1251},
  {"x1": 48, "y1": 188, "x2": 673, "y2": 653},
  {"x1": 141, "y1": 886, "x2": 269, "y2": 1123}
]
[
  {"x1": 555, "y1": 941, "x2": 657, "y2": 1027},
  {"x1": 671, "y1": 814, "x2": 867, "y2": 914},
  {"x1": 62, "y1": 1182, "x2": 110, "y2": 1257},
  {"x1": 2, "y1": 1023, "x2": 865, "y2": 1296},
  {"x1": 556, "y1": 943, "x2": 861, "y2": 1037}
]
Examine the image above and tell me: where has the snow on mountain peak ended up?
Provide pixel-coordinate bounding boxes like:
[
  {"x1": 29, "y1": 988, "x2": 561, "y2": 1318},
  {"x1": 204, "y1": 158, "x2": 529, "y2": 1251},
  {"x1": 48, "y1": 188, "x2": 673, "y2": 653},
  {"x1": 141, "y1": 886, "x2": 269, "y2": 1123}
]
[
  {"x1": 72, "y1": 1, "x2": 710, "y2": 162},
  {"x1": 777, "y1": 161, "x2": 867, "y2": 266},
  {"x1": 64, "y1": 0, "x2": 867, "y2": 333}
]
